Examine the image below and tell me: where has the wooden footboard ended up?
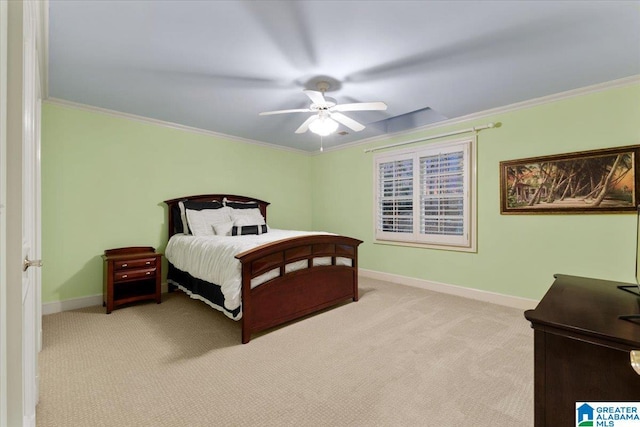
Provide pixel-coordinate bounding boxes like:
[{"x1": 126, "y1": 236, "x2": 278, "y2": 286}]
[{"x1": 236, "y1": 234, "x2": 362, "y2": 343}]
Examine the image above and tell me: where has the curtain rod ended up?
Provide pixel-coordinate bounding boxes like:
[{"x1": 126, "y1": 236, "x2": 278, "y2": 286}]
[{"x1": 363, "y1": 122, "x2": 496, "y2": 153}]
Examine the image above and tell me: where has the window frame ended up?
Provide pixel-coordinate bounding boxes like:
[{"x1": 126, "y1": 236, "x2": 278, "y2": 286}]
[{"x1": 373, "y1": 137, "x2": 477, "y2": 252}]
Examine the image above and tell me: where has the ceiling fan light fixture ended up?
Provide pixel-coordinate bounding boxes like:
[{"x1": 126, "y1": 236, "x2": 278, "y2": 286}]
[
  {"x1": 309, "y1": 116, "x2": 339, "y2": 136},
  {"x1": 259, "y1": 82, "x2": 385, "y2": 137}
]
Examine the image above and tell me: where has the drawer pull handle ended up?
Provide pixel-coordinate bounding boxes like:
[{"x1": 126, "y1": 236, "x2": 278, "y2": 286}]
[
  {"x1": 146, "y1": 272, "x2": 151, "y2": 275},
  {"x1": 122, "y1": 274, "x2": 128, "y2": 278},
  {"x1": 146, "y1": 261, "x2": 151, "y2": 265},
  {"x1": 631, "y1": 350, "x2": 640, "y2": 376},
  {"x1": 122, "y1": 263, "x2": 128, "y2": 267}
]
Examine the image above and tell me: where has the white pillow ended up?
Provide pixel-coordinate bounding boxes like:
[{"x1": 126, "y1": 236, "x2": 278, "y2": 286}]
[
  {"x1": 178, "y1": 201, "x2": 189, "y2": 234},
  {"x1": 185, "y1": 208, "x2": 232, "y2": 236},
  {"x1": 213, "y1": 221, "x2": 234, "y2": 236},
  {"x1": 178, "y1": 200, "x2": 222, "y2": 234},
  {"x1": 230, "y1": 208, "x2": 265, "y2": 225},
  {"x1": 233, "y1": 216, "x2": 259, "y2": 226}
]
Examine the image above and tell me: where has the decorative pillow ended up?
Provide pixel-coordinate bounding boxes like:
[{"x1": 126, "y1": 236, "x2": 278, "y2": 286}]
[
  {"x1": 183, "y1": 200, "x2": 223, "y2": 210},
  {"x1": 229, "y1": 208, "x2": 266, "y2": 225},
  {"x1": 178, "y1": 202, "x2": 189, "y2": 234},
  {"x1": 185, "y1": 207, "x2": 231, "y2": 237},
  {"x1": 212, "y1": 221, "x2": 234, "y2": 236},
  {"x1": 171, "y1": 205, "x2": 185, "y2": 234},
  {"x1": 231, "y1": 224, "x2": 268, "y2": 236},
  {"x1": 178, "y1": 200, "x2": 223, "y2": 234},
  {"x1": 223, "y1": 198, "x2": 260, "y2": 210},
  {"x1": 233, "y1": 215, "x2": 260, "y2": 227}
]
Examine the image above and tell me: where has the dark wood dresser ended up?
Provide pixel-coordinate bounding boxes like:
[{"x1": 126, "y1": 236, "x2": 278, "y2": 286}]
[
  {"x1": 102, "y1": 246, "x2": 162, "y2": 314},
  {"x1": 524, "y1": 274, "x2": 640, "y2": 426}
]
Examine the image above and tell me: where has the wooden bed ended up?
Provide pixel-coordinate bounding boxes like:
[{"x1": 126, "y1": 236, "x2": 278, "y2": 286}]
[{"x1": 164, "y1": 194, "x2": 362, "y2": 343}]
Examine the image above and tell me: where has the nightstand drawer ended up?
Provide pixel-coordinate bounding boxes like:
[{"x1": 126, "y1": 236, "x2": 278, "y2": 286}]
[
  {"x1": 114, "y1": 267, "x2": 156, "y2": 282},
  {"x1": 115, "y1": 257, "x2": 156, "y2": 270}
]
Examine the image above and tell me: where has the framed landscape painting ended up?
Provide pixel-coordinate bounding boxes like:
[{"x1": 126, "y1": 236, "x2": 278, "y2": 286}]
[{"x1": 500, "y1": 145, "x2": 640, "y2": 214}]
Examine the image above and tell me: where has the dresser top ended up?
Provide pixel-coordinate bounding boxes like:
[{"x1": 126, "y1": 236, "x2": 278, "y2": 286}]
[{"x1": 525, "y1": 274, "x2": 640, "y2": 348}]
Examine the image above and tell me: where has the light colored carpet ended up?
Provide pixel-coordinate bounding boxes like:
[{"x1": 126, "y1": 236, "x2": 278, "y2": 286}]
[{"x1": 37, "y1": 277, "x2": 533, "y2": 427}]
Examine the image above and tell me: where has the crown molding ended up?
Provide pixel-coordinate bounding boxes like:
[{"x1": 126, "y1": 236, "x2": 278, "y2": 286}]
[
  {"x1": 44, "y1": 97, "x2": 311, "y2": 155},
  {"x1": 315, "y1": 75, "x2": 640, "y2": 155}
]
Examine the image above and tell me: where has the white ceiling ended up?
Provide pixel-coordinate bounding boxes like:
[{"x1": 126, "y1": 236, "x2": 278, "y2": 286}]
[{"x1": 48, "y1": 1, "x2": 640, "y2": 152}]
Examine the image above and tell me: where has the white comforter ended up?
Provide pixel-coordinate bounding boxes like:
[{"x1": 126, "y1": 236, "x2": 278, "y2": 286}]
[{"x1": 165, "y1": 229, "x2": 330, "y2": 317}]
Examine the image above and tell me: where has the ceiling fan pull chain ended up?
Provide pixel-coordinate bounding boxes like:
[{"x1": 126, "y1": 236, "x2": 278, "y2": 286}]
[{"x1": 320, "y1": 136, "x2": 324, "y2": 152}]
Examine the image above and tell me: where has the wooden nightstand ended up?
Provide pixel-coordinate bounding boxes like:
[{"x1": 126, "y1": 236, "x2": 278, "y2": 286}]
[{"x1": 102, "y1": 246, "x2": 162, "y2": 314}]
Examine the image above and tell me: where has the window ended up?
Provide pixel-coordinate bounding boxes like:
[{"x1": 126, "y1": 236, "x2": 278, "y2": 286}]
[{"x1": 374, "y1": 138, "x2": 476, "y2": 251}]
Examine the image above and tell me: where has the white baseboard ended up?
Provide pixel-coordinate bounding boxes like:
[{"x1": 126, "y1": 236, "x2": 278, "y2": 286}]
[
  {"x1": 42, "y1": 294, "x2": 103, "y2": 315},
  {"x1": 43, "y1": 276, "x2": 537, "y2": 315},
  {"x1": 359, "y1": 269, "x2": 538, "y2": 310},
  {"x1": 42, "y1": 282, "x2": 170, "y2": 315}
]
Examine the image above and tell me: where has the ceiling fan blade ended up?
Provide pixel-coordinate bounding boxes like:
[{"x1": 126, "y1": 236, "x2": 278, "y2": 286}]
[
  {"x1": 259, "y1": 108, "x2": 312, "y2": 116},
  {"x1": 330, "y1": 112, "x2": 365, "y2": 132},
  {"x1": 330, "y1": 102, "x2": 388, "y2": 112},
  {"x1": 303, "y1": 89, "x2": 326, "y2": 106},
  {"x1": 295, "y1": 115, "x2": 318, "y2": 134}
]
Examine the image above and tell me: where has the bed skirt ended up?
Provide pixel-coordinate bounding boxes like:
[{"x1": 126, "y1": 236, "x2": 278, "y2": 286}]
[{"x1": 167, "y1": 263, "x2": 241, "y2": 319}]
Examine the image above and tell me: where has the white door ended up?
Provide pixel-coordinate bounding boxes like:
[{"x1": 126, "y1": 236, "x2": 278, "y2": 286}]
[
  {"x1": 0, "y1": 1, "x2": 8, "y2": 425},
  {"x1": 1, "y1": 1, "x2": 42, "y2": 426},
  {"x1": 22, "y1": 1, "x2": 42, "y2": 425}
]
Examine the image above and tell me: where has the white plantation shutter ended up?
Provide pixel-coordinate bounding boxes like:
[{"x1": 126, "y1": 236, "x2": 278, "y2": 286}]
[
  {"x1": 375, "y1": 139, "x2": 474, "y2": 249},
  {"x1": 377, "y1": 157, "x2": 413, "y2": 234},
  {"x1": 418, "y1": 144, "x2": 469, "y2": 246}
]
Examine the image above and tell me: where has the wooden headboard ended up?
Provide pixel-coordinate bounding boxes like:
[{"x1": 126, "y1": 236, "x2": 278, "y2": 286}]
[{"x1": 163, "y1": 194, "x2": 270, "y2": 238}]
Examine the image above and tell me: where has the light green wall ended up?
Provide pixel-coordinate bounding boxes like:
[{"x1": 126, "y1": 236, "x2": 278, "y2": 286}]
[
  {"x1": 42, "y1": 83, "x2": 640, "y2": 304},
  {"x1": 310, "y1": 84, "x2": 640, "y2": 300},
  {"x1": 41, "y1": 104, "x2": 312, "y2": 303}
]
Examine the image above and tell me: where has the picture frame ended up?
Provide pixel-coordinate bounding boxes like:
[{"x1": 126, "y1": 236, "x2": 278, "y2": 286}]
[{"x1": 500, "y1": 145, "x2": 640, "y2": 214}]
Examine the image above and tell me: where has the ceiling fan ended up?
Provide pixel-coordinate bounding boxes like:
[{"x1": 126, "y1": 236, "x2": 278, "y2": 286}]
[{"x1": 259, "y1": 81, "x2": 387, "y2": 136}]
